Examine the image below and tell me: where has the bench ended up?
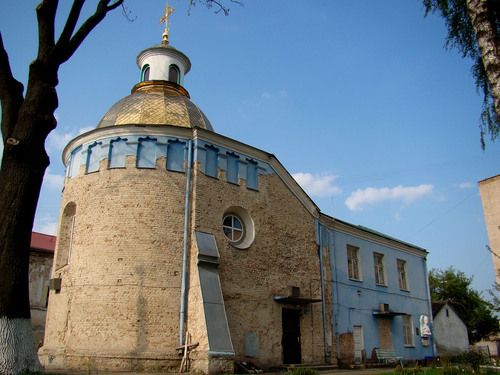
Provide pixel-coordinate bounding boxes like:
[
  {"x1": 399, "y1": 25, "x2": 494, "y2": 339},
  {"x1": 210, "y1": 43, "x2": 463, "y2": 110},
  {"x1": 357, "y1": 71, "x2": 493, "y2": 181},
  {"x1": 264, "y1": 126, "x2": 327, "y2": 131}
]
[{"x1": 374, "y1": 348, "x2": 403, "y2": 366}]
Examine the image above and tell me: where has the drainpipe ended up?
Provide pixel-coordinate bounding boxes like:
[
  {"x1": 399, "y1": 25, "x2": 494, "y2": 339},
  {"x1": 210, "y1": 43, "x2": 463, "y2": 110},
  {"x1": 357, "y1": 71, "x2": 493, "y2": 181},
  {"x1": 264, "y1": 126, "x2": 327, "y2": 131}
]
[
  {"x1": 331, "y1": 224, "x2": 340, "y2": 360},
  {"x1": 179, "y1": 139, "x2": 193, "y2": 346},
  {"x1": 423, "y1": 256, "x2": 436, "y2": 358},
  {"x1": 317, "y1": 220, "x2": 329, "y2": 362}
]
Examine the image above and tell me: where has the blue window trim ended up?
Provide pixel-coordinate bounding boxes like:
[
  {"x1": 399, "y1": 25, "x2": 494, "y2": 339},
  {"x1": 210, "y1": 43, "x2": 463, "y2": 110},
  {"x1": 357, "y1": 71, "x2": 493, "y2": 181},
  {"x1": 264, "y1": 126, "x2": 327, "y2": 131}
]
[
  {"x1": 226, "y1": 152, "x2": 240, "y2": 185},
  {"x1": 204, "y1": 145, "x2": 219, "y2": 179}
]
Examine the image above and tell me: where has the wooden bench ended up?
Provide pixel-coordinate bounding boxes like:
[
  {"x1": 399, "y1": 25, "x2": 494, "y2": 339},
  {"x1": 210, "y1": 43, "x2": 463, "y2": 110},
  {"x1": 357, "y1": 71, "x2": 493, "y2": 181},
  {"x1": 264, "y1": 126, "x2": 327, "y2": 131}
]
[{"x1": 374, "y1": 348, "x2": 403, "y2": 366}]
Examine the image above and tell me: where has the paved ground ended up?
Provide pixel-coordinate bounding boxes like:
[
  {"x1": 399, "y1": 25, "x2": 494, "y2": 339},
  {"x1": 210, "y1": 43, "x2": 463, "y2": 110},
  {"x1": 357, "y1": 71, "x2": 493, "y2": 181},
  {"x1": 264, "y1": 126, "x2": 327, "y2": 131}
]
[{"x1": 47, "y1": 369, "x2": 395, "y2": 375}]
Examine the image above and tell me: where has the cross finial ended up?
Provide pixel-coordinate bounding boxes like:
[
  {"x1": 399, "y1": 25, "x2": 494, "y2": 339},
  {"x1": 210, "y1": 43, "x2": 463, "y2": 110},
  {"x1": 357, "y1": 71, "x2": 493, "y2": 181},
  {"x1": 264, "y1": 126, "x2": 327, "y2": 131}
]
[{"x1": 160, "y1": 4, "x2": 175, "y2": 45}]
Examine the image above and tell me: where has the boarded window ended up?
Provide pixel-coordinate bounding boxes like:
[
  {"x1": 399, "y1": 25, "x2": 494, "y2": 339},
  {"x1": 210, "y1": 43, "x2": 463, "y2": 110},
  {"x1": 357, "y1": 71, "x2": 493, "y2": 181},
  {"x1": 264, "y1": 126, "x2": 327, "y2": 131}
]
[
  {"x1": 109, "y1": 138, "x2": 128, "y2": 168},
  {"x1": 137, "y1": 137, "x2": 157, "y2": 168},
  {"x1": 226, "y1": 152, "x2": 240, "y2": 184},
  {"x1": 167, "y1": 139, "x2": 186, "y2": 172},
  {"x1": 55, "y1": 202, "x2": 76, "y2": 269},
  {"x1": 246, "y1": 159, "x2": 258, "y2": 190},
  {"x1": 205, "y1": 145, "x2": 219, "y2": 178},
  {"x1": 86, "y1": 142, "x2": 102, "y2": 173}
]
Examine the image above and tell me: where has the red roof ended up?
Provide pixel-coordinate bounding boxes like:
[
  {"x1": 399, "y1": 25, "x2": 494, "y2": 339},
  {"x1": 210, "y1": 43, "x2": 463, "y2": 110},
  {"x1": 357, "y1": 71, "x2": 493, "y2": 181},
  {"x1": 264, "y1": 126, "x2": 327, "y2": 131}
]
[{"x1": 31, "y1": 231, "x2": 56, "y2": 253}]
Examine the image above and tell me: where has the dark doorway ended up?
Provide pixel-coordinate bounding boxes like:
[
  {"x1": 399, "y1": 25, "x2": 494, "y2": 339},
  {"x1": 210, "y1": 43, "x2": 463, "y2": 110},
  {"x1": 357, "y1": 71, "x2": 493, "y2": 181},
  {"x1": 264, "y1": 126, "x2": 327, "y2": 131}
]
[{"x1": 282, "y1": 308, "x2": 301, "y2": 364}]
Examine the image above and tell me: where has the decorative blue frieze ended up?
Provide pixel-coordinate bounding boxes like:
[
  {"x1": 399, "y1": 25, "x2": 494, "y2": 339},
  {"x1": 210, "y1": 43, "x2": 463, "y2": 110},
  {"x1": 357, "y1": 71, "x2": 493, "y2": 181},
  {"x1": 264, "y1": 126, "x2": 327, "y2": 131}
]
[
  {"x1": 166, "y1": 139, "x2": 186, "y2": 172},
  {"x1": 137, "y1": 136, "x2": 158, "y2": 168},
  {"x1": 195, "y1": 140, "x2": 273, "y2": 191},
  {"x1": 86, "y1": 141, "x2": 103, "y2": 173},
  {"x1": 66, "y1": 135, "x2": 275, "y2": 192}
]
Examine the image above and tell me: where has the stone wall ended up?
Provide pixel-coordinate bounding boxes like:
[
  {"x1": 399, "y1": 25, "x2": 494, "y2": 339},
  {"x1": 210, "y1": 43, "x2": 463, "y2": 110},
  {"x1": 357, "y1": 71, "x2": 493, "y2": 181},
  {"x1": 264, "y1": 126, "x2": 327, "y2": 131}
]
[
  {"x1": 190, "y1": 166, "x2": 332, "y2": 368},
  {"x1": 479, "y1": 175, "x2": 500, "y2": 286},
  {"x1": 40, "y1": 157, "x2": 188, "y2": 371}
]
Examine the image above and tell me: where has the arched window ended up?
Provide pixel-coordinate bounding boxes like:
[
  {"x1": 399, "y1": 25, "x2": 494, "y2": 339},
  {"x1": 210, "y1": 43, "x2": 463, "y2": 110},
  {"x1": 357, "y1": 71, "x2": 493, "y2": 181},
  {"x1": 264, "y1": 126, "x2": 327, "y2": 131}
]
[
  {"x1": 141, "y1": 64, "x2": 150, "y2": 82},
  {"x1": 56, "y1": 202, "x2": 76, "y2": 269},
  {"x1": 168, "y1": 64, "x2": 180, "y2": 84}
]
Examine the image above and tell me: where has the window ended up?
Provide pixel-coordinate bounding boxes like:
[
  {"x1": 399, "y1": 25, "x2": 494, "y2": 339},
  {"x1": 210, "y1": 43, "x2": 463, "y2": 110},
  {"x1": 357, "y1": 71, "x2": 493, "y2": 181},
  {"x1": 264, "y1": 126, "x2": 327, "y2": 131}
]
[
  {"x1": 226, "y1": 152, "x2": 240, "y2": 184},
  {"x1": 347, "y1": 245, "x2": 361, "y2": 280},
  {"x1": 397, "y1": 259, "x2": 409, "y2": 290},
  {"x1": 141, "y1": 64, "x2": 150, "y2": 81},
  {"x1": 373, "y1": 253, "x2": 385, "y2": 285},
  {"x1": 169, "y1": 64, "x2": 180, "y2": 84},
  {"x1": 166, "y1": 139, "x2": 185, "y2": 172},
  {"x1": 86, "y1": 142, "x2": 102, "y2": 173},
  {"x1": 222, "y1": 207, "x2": 255, "y2": 249},
  {"x1": 402, "y1": 315, "x2": 415, "y2": 346},
  {"x1": 223, "y1": 214, "x2": 244, "y2": 243},
  {"x1": 137, "y1": 137, "x2": 157, "y2": 168},
  {"x1": 55, "y1": 202, "x2": 76, "y2": 269}
]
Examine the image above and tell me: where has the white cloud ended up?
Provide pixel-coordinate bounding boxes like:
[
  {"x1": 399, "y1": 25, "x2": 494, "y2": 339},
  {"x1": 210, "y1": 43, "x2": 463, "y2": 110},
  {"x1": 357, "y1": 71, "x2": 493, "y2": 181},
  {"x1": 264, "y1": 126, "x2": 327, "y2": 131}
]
[
  {"x1": 43, "y1": 169, "x2": 65, "y2": 191},
  {"x1": 458, "y1": 181, "x2": 474, "y2": 189},
  {"x1": 37, "y1": 221, "x2": 58, "y2": 235},
  {"x1": 46, "y1": 126, "x2": 93, "y2": 154},
  {"x1": 292, "y1": 172, "x2": 342, "y2": 197},
  {"x1": 345, "y1": 184, "x2": 434, "y2": 211}
]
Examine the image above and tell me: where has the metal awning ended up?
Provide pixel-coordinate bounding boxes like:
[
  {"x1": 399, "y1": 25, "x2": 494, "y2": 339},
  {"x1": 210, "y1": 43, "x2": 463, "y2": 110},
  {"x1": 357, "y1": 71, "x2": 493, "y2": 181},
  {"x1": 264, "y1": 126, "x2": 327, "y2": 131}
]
[
  {"x1": 372, "y1": 310, "x2": 407, "y2": 318},
  {"x1": 273, "y1": 295, "x2": 322, "y2": 305}
]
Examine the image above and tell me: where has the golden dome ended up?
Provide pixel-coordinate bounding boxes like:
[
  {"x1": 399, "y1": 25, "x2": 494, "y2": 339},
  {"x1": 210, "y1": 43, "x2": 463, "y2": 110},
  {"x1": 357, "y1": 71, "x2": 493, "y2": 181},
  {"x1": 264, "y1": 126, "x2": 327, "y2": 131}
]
[{"x1": 97, "y1": 81, "x2": 213, "y2": 131}]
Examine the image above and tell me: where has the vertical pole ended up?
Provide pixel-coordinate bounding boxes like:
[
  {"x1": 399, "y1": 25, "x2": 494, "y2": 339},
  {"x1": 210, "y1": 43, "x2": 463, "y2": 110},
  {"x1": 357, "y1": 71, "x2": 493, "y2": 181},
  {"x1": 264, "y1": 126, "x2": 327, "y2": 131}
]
[{"x1": 179, "y1": 139, "x2": 193, "y2": 346}]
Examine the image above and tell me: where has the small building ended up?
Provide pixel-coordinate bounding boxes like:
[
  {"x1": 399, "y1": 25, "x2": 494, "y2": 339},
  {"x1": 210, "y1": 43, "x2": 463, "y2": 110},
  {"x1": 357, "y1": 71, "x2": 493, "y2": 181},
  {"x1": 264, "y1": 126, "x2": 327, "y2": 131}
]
[
  {"x1": 29, "y1": 231, "x2": 56, "y2": 347},
  {"x1": 432, "y1": 302, "x2": 469, "y2": 356}
]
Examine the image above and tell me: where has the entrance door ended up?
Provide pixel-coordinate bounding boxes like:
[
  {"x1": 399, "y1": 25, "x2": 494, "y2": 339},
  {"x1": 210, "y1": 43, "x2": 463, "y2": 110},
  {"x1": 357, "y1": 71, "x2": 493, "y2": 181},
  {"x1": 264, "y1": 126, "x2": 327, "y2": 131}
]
[
  {"x1": 282, "y1": 308, "x2": 301, "y2": 364},
  {"x1": 353, "y1": 325, "x2": 364, "y2": 364}
]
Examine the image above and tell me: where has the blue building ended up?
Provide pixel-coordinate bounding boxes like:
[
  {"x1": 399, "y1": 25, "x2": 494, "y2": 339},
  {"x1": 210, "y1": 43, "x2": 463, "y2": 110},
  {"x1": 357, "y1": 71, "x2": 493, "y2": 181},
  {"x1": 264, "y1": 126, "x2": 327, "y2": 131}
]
[{"x1": 319, "y1": 216, "x2": 434, "y2": 364}]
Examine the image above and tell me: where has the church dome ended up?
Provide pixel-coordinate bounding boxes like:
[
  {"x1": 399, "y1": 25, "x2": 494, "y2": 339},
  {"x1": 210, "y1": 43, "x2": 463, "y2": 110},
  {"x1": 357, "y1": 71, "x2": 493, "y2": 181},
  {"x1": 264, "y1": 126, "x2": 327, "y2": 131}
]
[{"x1": 97, "y1": 81, "x2": 213, "y2": 131}]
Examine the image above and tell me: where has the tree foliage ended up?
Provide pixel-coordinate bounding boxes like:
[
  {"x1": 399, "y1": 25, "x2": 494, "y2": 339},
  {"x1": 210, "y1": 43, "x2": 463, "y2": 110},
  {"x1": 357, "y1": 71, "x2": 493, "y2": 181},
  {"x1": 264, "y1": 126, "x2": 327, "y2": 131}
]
[
  {"x1": 423, "y1": 0, "x2": 500, "y2": 148},
  {"x1": 429, "y1": 267, "x2": 499, "y2": 342}
]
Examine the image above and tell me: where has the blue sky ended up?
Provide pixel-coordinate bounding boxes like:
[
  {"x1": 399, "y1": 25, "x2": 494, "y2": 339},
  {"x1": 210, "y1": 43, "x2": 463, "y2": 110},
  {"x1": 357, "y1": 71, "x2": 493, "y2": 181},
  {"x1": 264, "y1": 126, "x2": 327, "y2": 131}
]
[{"x1": 1, "y1": 1, "x2": 499, "y2": 294}]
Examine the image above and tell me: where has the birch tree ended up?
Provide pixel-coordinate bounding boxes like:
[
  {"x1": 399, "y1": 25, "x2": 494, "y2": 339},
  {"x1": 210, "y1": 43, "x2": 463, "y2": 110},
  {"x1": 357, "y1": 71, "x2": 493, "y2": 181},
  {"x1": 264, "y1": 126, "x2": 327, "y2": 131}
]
[{"x1": 423, "y1": 0, "x2": 500, "y2": 148}]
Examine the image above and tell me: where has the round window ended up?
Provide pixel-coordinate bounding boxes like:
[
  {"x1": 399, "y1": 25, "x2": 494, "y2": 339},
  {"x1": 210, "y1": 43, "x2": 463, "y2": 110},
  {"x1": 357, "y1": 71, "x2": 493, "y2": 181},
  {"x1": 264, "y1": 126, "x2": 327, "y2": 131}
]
[
  {"x1": 222, "y1": 207, "x2": 255, "y2": 249},
  {"x1": 223, "y1": 214, "x2": 244, "y2": 243}
]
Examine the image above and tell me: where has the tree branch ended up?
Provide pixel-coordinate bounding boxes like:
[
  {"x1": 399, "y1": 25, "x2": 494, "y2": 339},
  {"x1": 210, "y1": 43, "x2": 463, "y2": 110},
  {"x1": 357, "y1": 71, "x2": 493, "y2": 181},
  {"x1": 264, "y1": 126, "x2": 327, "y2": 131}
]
[
  {"x1": 53, "y1": 0, "x2": 124, "y2": 64},
  {"x1": 56, "y1": 0, "x2": 85, "y2": 47},
  {"x1": 36, "y1": 0, "x2": 58, "y2": 61},
  {"x1": 0, "y1": 33, "x2": 25, "y2": 141}
]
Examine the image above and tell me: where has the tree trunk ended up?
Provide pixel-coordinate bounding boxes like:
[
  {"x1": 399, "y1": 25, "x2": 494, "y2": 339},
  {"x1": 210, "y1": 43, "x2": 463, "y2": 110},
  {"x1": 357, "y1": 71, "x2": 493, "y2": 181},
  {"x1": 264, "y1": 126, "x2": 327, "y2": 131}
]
[
  {"x1": 467, "y1": 0, "x2": 500, "y2": 120},
  {"x1": 0, "y1": 61, "x2": 57, "y2": 375}
]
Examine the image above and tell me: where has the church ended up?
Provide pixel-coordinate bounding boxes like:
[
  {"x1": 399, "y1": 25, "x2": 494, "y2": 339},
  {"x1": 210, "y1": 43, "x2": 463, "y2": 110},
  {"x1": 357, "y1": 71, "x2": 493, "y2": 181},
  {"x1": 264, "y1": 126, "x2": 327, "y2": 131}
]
[{"x1": 39, "y1": 10, "x2": 434, "y2": 373}]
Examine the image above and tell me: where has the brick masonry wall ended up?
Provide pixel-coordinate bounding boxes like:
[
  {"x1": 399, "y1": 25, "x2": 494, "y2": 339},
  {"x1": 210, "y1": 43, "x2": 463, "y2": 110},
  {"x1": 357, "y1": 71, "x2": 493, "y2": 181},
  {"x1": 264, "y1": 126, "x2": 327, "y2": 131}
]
[
  {"x1": 190, "y1": 166, "x2": 331, "y2": 368},
  {"x1": 479, "y1": 175, "x2": 500, "y2": 286},
  {"x1": 40, "y1": 158, "x2": 188, "y2": 371}
]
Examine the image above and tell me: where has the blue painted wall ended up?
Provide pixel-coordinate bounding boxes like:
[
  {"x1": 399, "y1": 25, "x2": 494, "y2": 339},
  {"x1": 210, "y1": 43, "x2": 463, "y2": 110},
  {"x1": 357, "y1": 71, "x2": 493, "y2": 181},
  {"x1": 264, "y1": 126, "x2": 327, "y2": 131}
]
[{"x1": 323, "y1": 224, "x2": 434, "y2": 361}]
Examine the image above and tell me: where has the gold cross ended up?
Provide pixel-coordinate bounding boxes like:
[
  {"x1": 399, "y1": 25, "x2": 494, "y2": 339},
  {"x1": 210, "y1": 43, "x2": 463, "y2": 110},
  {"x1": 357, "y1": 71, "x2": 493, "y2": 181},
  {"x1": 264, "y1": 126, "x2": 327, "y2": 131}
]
[{"x1": 160, "y1": 4, "x2": 175, "y2": 44}]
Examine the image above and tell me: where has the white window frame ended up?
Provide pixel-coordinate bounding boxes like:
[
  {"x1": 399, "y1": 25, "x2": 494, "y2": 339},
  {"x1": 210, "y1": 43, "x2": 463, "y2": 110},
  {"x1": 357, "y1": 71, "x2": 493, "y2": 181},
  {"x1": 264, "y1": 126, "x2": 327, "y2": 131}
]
[
  {"x1": 347, "y1": 245, "x2": 361, "y2": 281},
  {"x1": 397, "y1": 259, "x2": 409, "y2": 290},
  {"x1": 373, "y1": 252, "x2": 386, "y2": 286},
  {"x1": 402, "y1": 315, "x2": 415, "y2": 347},
  {"x1": 222, "y1": 214, "x2": 244, "y2": 243}
]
